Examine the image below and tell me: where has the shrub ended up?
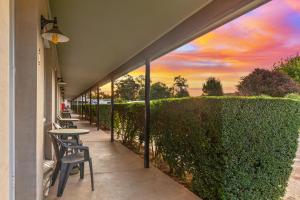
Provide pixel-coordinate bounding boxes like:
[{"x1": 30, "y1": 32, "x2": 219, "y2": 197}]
[
  {"x1": 237, "y1": 68, "x2": 300, "y2": 97},
  {"x1": 75, "y1": 97, "x2": 300, "y2": 200}
]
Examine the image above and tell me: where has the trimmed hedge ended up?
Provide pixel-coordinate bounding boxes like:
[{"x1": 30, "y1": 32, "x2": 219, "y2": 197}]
[
  {"x1": 74, "y1": 97, "x2": 300, "y2": 199},
  {"x1": 75, "y1": 104, "x2": 111, "y2": 130}
]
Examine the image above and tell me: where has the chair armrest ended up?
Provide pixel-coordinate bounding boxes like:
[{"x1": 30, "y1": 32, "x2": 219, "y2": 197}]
[
  {"x1": 61, "y1": 139, "x2": 78, "y2": 146},
  {"x1": 67, "y1": 145, "x2": 89, "y2": 151},
  {"x1": 68, "y1": 145, "x2": 90, "y2": 160}
]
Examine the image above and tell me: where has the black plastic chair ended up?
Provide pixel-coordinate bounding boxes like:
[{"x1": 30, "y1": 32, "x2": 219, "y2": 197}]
[
  {"x1": 50, "y1": 134, "x2": 94, "y2": 197},
  {"x1": 61, "y1": 112, "x2": 71, "y2": 118}
]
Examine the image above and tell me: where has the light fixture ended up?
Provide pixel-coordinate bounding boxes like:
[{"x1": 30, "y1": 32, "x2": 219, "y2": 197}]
[
  {"x1": 41, "y1": 15, "x2": 69, "y2": 44},
  {"x1": 57, "y1": 78, "x2": 67, "y2": 85}
]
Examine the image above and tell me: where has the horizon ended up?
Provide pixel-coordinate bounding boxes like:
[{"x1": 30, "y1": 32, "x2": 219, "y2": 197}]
[{"x1": 101, "y1": 0, "x2": 300, "y2": 96}]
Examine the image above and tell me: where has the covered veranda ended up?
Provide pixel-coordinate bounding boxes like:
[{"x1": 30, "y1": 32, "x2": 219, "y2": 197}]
[{"x1": 1, "y1": 0, "x2": 279, "y2": 200}]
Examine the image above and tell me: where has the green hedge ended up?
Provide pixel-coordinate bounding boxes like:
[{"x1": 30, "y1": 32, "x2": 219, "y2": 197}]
[
  {"x1": 74, "y1": 97, "x2": 300, "y2": 199},
  {"x1": 74, "y1": 104, "x2": 111, "y2": 130}
]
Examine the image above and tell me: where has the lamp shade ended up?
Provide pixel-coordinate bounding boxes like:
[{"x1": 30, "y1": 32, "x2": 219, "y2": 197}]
[{"x1": 42, "y1": 25, "x2": 69, "y2": 44}]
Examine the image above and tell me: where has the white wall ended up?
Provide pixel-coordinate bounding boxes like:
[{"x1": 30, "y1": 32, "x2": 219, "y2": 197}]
[
  {"x1": 0, "y1": 0, "x2": 11, "y2": 199},
  {"x1": 14, "y1": 0, "x2": 50, "y2": 199},
  {"x1": 44, "y1": 47, "x2": 59, "y2": 159}
]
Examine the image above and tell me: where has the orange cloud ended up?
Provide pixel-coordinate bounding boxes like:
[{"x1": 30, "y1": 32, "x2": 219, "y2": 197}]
[{"x1": 122, "y1": 0, "x2": 300, "y2": 96}]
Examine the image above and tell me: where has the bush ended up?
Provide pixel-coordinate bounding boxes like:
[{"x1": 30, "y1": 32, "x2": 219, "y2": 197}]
[
  {"x1": 75, "y1": 104, "x2": 111, "y2": 130},
  {"x1": 152, "y1": 97, "x2": 299, "y2": 199},
  {"x1": 237, "y1": 68, "x2": 300, "y2": 97},
  {"x1": 74, "y1": 97, "x2": 300, "y2": 200}
]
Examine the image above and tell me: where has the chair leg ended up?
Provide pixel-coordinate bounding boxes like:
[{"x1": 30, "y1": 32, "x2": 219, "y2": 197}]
[
  {"x1": 57, "y1": 163, "x2": 73, "y2": 197},
  {"x1": 80, "y1": 163, "x2": 84, "y2": 179},
  {"x1": 88, "y1": 159, "x2": 94, "y2": 191},
  {"x1": 51, "y1": 162, "x2": 61, "y2": 186}
]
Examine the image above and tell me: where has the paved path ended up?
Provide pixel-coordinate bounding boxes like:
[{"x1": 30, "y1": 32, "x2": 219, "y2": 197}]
[
  {"x1": 284, "y1": 137, "x2": 300, "y2": 200},
  {"x1": 47, "y1": 120, "x2": 201, "y2": 200}
]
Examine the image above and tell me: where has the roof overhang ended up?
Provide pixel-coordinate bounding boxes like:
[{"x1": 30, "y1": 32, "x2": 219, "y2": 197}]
[{"x1": 50, "y1": 0, "x2": 270, "y2": 99}]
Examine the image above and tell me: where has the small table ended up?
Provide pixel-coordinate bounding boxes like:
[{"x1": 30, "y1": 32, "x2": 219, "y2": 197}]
[
  {"x1": 59, "y1": 118, "x2": 79, "y2": 122},
  {"x1": 49, "y1": 128, "x2": 89, "y2": 144},
  {"x1": 48, "y1": 128, "x2": 89, "y2": 137},
  {"x1": 58, "y1": 118, "x2": 79, "y2": 128}
]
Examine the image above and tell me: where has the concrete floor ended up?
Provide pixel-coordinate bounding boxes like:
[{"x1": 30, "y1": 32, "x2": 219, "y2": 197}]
[
  {"x1": 47, "y1": 120, "x2": 201, "y2": 200},
  {"x1": 284, "y1": 137, "x2": 300, "y2": 200}
]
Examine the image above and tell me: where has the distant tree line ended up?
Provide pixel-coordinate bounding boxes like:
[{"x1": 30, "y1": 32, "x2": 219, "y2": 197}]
[
  {"x1": 96, "y1": 54, "x2": 300, "y2": 100},
  {"x1": 114, "y1": 75, "x2": 190, "y2": 101}
]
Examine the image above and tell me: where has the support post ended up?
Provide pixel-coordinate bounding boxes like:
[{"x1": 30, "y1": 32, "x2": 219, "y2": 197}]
[
  {"x1": 97, "y1": 86, "x2": 100, "y2": 131},
  {"x1": 81, "y1": 96, "x2": 83, "y2": 119},
  {"x1": 89, "y1": 90, "x2": 92, "y2": 125},
  {"x1": 144, "y1": 58, "x2": 151, "y2": 168},
  {"x1": 77, "y1": 98, "x2": 79, "y2": 114},
  {"x1": 84, "y1": 93, "x2": 87, "y2": 120},
  {"x1": 111, "y1": 79, "x2": 115, "y2": 142}
]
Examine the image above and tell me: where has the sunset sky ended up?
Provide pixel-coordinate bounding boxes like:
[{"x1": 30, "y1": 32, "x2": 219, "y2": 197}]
[{"x1": 102, "y1": 0, "x2": 300, "y2": 96}]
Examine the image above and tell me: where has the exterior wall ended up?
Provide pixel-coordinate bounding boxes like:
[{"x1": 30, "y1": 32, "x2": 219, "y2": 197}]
[
  {"x1": 36, "y1": 30, "x2": 45, "y2": 200},
  {"x1": 15, "y1": 0, "x2": 50, "y2": 199},
  {"x1": 44, "y1": 48, "x2": 57, "y2": 159},
  {"x1": 0, "y1": 0, "x2": 11, "y2": 199}
]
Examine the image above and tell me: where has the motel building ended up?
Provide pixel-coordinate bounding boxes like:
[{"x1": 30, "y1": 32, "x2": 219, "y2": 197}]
[{"x1": 2, "y1": 0, "x2": 294, "y2": 200}]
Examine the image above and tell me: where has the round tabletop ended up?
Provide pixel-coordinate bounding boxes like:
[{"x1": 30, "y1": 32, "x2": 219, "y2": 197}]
[
  {"x1": 48, "y1": 128, "x2": 90, "y2": 136},
  {"x1": 59, "y1": 118, "x2": 79, "y2": 122}
]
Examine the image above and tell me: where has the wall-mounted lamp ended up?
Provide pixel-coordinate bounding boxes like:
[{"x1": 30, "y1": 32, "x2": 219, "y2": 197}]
[
  {"x1": 57, "y1": 78, "x2": 67, "y2": 85},
  {"x1": 41, "y1": 15, "x2": 69, "y2": 44}
]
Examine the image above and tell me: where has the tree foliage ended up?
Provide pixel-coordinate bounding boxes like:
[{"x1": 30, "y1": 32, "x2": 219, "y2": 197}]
[
  {"x1": 274, "y1": 54, "x2": 300, "y2": 84},
  {"x1": 150, "y1": 82, "x2": 172, "y2": 99},
  {"x1": 99, "y1": 91, "x2": 110, "y2": 99},
  {"x1": 237, "y1": 68, "x2": 300, "y2": 97},
  {"x1": 202, "y1": 77, "x2": 223, "y2": 96},
  {"x1": 115, "y1": 75, "x2": 140, "y2": 100},
  {"x1": 135, "y1": 75, "x2": 146, "y2": 100},
  {"x1": 172, "y1": 75, "x2": 190, "y2": 97},
  {"x1": 90, "y1": 90, "x2": 110, "y2": 99}
]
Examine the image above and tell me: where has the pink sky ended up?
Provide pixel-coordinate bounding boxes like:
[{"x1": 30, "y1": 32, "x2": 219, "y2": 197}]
[{"x1": 103, "y1": 0, "x2": 300, "y2": 96}]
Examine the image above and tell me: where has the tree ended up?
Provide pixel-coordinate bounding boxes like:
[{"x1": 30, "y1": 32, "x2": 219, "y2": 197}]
[
  {"x1": 99, "y1": 91, "x2": 110, "y2": 99},
  {"x1": 202, "y1": 77, "x2": 223, "y2": 96},
  {"x1": 274, "y1": 54, "x2": 300, "y2": 84},
  {"x1": 115, "y1": 75, "x2": 140, "y2": 100},
  {"x1": 237, "y1": 68, "x2": 300, "y2": 97},
  {"x1": 172, "y1": 75, "x2": 190, "y2": 97},
  {"x1": 135, "y1": 75, "x2": 145, "y2": 100},
  {"x1": 90, "y1": 90, "x2": 110, "y2": 99},
  {"x1": 150, "y1": 82, "x2": 172, "y2": 99}
]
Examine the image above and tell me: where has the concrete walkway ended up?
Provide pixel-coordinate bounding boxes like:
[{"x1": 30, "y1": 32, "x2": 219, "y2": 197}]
[
  {"x1": 47, "y1": 120, "x2": 201, "y2": 200},
  {"x1": 284, "y1": 137, "x2": 300, "y2": 200}
]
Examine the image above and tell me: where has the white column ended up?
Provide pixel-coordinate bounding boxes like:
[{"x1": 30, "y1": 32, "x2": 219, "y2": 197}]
[{"x1": 0, "y1": 0, "x2": 12, "y2": 199}]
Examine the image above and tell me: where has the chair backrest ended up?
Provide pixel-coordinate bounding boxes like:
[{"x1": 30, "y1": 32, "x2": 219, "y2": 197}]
[
  {"x1": 53, "y1": 122, "x2": 62, "y2": 129},
  {"x1": 61, "y1": 112, "x2": 71, "y2": 118},
  {"x1": 50, "y1": 134, "x2": 67, "y2": 162}
]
